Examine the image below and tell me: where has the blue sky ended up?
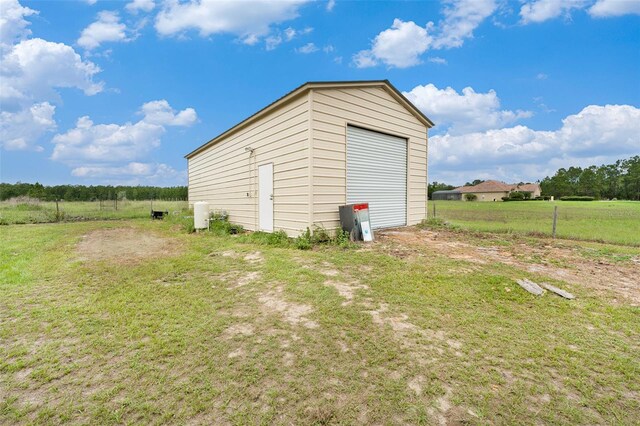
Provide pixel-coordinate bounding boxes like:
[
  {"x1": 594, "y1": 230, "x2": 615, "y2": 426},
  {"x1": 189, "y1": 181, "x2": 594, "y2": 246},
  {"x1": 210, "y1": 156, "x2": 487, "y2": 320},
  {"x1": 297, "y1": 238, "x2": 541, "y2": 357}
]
[{"x1": 1, "y1": 0, "x2": 639, "y2": 186}]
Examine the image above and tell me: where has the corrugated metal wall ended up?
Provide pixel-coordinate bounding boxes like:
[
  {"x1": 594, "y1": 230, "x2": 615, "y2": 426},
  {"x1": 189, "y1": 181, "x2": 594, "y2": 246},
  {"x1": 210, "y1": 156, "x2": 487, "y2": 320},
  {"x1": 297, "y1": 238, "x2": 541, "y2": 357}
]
[
  {"x1": 310, "y1": 86, "x2": 428, "y2": 232},
  {"x1": 346, "y1": 126, "x2": 407, "y2": 228}
]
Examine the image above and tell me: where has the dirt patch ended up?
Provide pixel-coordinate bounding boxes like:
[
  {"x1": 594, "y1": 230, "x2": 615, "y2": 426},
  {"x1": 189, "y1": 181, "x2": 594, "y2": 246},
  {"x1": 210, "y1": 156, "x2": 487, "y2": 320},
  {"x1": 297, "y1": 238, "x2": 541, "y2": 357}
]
[
  {"x1": 378, "y1": 227, "x2": 640, "y2": 306},
  {"x1": 244, "y1": 251, "x2": 264, "y2": 264},
  {"x1": 76, "y1": 227, "x2": 178, "y2": 263},
  {"x1": 223, "y1": 323, "x2": 254, "y2": 338},
  {"x1": 367, "y1": 303, "x2": 418, "y2": 333},
  {"x1": 408, "y1": 375, "x2": 425, "y2": 396},
  {"x1": 226, "y1": 271, "x2": 261, "y2": 290},
  {"x1": 324, "y1": 280, "x2": 369, "y2": 306},
  {"x1": 259, "y1": 286, "x2": 319, "y2": 329}
]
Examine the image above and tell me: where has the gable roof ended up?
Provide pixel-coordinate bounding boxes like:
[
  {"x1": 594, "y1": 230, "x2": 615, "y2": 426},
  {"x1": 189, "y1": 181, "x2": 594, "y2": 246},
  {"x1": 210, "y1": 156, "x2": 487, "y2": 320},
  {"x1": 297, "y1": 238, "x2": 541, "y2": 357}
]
[
  {"x1": 514, "y1": 183, "x2": 541, "y2": 193},
  {"x1": 454, "y1": 180, "x2": 513, "y2": 193},
  {"x1": 455, "y1": 181, "x2": 542, "y2": 194},
  {"x1": 185, "y1": 80, "x2": 434, "y2": 159}
]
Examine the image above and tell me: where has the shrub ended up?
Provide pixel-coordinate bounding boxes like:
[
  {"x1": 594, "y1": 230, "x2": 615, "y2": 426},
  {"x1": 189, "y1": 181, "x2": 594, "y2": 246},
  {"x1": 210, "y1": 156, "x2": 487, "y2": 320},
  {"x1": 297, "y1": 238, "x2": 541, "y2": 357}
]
[
  {"x1": 509, "y1": 191, "x2": 525, "y2": 200},
  {"x1": 464, "y1": 193, "x2": 478, "y2": 201},
  {"x1": 559, "y1": 196, "x2": 595, "y2": 201},
  {"x1": 295, "y1": 228, "x2": 313, "y2": 250},
  {"x1": 311, "y1": 226, "x2": 332, "y2": 244},
  {"x1": 334, "y1": 229, "x2": 353, "y2": 248},
  {"x1": 501, "y1": 196, "x2": 512, "y2": 201},
  {"x1": 183, "y1": 221, "x2": 196, "y2": 233}
]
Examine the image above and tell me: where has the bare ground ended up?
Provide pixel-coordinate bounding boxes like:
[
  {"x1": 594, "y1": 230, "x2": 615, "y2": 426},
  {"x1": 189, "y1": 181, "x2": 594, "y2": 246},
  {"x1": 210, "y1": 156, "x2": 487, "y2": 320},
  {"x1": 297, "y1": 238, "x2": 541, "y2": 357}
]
[
  {"x1": 76, "y1": 227, "x2": 180, "y2": 263},
  {"x1": 377, "y1": 227, "x2": 640, "y2": 306}
]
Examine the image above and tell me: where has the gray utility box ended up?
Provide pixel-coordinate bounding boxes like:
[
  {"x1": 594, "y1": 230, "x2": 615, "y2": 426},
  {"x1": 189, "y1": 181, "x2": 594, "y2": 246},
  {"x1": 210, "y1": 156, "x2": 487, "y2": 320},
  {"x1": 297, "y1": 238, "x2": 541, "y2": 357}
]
[{"x1": 339, "y1": 203, "x2": 374, "y2": 242}]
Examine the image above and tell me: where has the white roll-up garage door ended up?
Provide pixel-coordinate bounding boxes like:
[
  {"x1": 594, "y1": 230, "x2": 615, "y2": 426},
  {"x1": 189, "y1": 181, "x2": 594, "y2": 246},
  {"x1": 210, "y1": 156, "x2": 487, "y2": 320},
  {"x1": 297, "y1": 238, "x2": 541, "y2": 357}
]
[{"x1": 347, "y1": 125, "x2": 407, "y2": 229}]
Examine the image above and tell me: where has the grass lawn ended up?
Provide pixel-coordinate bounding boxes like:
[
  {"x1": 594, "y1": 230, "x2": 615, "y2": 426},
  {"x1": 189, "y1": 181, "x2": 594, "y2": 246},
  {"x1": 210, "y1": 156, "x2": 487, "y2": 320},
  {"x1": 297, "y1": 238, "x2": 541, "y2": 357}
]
[
  {"x1": 1, "y1": 219, "x2": 639, "y2": 424},
  {"x1": 431, "y1": 200, "x2": 640, "y2": 246},
  {"x1": 0, "y1": 200, "x2": 188, "y2": 225}
]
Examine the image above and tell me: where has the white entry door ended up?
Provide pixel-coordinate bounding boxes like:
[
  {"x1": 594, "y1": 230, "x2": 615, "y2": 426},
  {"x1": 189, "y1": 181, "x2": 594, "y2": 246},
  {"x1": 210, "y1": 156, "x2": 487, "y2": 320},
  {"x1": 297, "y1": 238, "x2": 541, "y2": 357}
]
[{"x1": 258, "y1": 163, "x2": 274, "y2": 232}]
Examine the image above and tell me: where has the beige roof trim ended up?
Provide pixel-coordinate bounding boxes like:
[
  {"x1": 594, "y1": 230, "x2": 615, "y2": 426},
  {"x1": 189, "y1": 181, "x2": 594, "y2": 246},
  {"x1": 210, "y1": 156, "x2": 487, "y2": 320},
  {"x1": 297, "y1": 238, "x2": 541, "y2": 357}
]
[{"x1": 185, "y1": 80, "x2": 434, "y2": 159}]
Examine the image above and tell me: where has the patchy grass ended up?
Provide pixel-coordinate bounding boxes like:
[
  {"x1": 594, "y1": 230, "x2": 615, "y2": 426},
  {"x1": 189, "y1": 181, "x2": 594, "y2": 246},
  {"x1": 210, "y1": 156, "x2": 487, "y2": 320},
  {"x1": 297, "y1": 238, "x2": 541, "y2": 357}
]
[
  {"x1": 1, "y1": 220, "x2": 639, "y2": 424},
  {"x1": 430, "y1": 200, "x2": 640, "y2": 246}
]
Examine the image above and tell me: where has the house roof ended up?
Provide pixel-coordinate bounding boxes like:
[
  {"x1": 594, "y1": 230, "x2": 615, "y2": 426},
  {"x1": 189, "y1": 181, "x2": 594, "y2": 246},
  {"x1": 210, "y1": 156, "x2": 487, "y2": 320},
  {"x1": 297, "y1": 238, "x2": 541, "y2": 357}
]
[
  {"x1": 185, "y1": 80, "x2": 434, "y2": 159},
  {"x1": 454, "y1": 181, "x2": 542, "y2": 194},
  {"x1": 454, "y1": 180, "x2": 514, "y2": 193},
  {"x1": 514, "y1": 183, "x2": 541, "y2": 193}
]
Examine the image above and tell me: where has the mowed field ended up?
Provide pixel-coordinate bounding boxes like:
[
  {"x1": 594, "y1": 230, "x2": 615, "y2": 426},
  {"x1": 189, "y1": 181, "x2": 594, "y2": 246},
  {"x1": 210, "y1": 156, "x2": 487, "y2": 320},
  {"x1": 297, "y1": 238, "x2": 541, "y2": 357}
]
[
  {"x1": 1, "y1": 213, "x2": 639, "y2": 425},
  {"x1": 431, "y1": 200, "x2": 640, "y2": 246},
  {"x1": 0, "y1": 200, "x2": 188, "y2": 224}
]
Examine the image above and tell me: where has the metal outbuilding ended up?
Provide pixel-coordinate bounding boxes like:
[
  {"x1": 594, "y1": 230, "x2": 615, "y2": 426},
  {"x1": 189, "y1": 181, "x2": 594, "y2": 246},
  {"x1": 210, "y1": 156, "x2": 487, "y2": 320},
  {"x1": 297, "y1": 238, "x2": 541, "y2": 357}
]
[{"x1": 185, "y1": 80, "x2": 434, "y2": 237}]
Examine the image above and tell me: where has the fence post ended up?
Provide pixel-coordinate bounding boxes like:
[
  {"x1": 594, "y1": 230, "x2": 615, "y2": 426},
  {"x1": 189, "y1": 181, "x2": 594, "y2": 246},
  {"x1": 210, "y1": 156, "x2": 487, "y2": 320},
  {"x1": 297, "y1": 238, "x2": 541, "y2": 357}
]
[
  {"x1": 115, "y1": 197, "x2": 118, "y2": 211},
  {"x1": 55, "y1": 199, "x2": 59, "y2": 222},
  {"x1": 433, "y1": 202, "x2": 436, "y2": 219},
  {"x1": 552, "y1": 206, "x2": 558, "y2": 238}
]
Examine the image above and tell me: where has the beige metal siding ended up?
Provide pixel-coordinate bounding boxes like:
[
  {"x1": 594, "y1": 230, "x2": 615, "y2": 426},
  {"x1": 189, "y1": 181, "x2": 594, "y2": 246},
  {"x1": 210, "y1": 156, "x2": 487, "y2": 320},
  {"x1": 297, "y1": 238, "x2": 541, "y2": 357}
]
[
  {"x1": 310, "y1": 86, "x2": 428, "y2": 231},
  {"x1": 188, "y1": 94, "x2": 309, "y2": 235}
]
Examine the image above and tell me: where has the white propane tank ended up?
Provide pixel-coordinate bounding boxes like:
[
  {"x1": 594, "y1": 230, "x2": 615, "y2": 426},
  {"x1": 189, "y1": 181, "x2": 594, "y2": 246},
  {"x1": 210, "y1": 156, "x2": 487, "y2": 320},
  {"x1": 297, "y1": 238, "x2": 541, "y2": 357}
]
[{"x1": 194, "y1": 201, "x2": 209, "y2": 229}]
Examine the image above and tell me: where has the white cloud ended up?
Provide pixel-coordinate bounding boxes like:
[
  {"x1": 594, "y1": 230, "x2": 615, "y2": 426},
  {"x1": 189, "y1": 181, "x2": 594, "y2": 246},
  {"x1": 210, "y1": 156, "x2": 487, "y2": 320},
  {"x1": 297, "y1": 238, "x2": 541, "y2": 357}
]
[
  {"x1": 403, "y1": 83, "x2": 532, "y2": 135},
  {"x1": 71, "y1": 162, "x2": 185, "y2": 185},
  {"x1": 0, "y1": 0, "x2": 36, "y2": 49},
  {"x1": 265, "y1": 34, "x2": 282, "y2": 50},
  {"x1": 353, "y1": 19, "x2": 432, "y2": 68},
  {"x1": 428, "y1": 56, "x2": 447, "y2": 65},
  {"x1": 589, "y1": 0, "x2": 640, "y2": 17},
  {"x1": 326, "y1": 0, "x2": 335, "y2": 12},
  {"x1": 78, "y1": 11, "x2": 128, "y2": 50},
  {"x1": 536, "y1": 72, "x2": 548, "y2": 80},
  {"x1": 0, "y1": 101, "x2": 55, "y2": 151},
  {"x1": 1, "y1": 10, "x2": 104, "y2": 152},
  {"x1": 520, "y1": 0, "x2": 640, "y2": 23},
  {"x1": 323, "y1": 44, "x2": 334, "y2": 53},
  {"x1": 155, "y1": 0, "x2": 309, "y2": 45},
  {"x1": 51, "y1": 100, "x2": 196, "y2": 164},
  {"x1": 49, "y1": 99, "x2": 195, "y2": 183},
  {"x1": 284, "y1": 27, "x2": 297, "y2": 41},
  {"x1": 140, "y1": 99, "x2": 197, "y2": 126},
  {"x1": 520, "y1": 0, "x2": 589, "y2": 23},
  {"x1": 125, "y1": 0, "x2": 155, "y2": 14},
  {"x1": 85, "y1": 0, "x2": 98, "y2": 5},
  {"x1": 296, "y1": 42, "x2": 317, "y2": 53},
  {"x1": 264, "y1": 26, "x2": 311, "y2": 50},
  {"x1": 429, "y1": 104, "x2": 640, "y2": 184},
  {"x1": 433, "y1": 0, "x2": 497, "y2": 49},
  {"x1": 353, "y1": 1, "x2": 496, "y2": 68},
  {"x1": 2, "y1": 38, "x2": 103, "y2": 103}
]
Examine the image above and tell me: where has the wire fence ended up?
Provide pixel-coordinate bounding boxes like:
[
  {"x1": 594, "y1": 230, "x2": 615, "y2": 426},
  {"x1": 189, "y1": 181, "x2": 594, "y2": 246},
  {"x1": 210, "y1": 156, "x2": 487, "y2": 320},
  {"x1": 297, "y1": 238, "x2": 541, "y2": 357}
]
[
  {"x1": 428, "y1": 200, "x2": 640, "y2": 246},
  {"x1": 0, "y1": 199, "x2": 189, "y2": 225}
]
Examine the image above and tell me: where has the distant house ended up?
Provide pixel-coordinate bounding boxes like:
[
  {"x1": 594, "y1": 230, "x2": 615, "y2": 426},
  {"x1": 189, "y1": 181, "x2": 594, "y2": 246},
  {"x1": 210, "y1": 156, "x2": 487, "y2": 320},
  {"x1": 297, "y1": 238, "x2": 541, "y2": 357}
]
[{"x1": 433, "y1": 180, "x2": 541, "y2": 201}]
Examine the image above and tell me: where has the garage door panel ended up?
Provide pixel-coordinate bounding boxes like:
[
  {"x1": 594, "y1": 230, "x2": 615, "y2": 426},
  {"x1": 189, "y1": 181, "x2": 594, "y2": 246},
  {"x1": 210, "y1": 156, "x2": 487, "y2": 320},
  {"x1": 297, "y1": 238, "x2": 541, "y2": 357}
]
[{"x1": 346, "y1": 126, "x2": 407, "y2": 229}]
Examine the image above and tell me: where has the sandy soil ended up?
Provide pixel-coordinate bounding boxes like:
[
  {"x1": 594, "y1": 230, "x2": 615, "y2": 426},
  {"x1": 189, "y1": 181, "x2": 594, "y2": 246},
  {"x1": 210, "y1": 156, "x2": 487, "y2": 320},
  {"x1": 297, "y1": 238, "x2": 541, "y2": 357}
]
[
  {"x1": 76, "y1": 227, "x2": 179, "y2": 263},
  {"x1": 377, "y1": 227, "x2": 640, "y2": 306}
]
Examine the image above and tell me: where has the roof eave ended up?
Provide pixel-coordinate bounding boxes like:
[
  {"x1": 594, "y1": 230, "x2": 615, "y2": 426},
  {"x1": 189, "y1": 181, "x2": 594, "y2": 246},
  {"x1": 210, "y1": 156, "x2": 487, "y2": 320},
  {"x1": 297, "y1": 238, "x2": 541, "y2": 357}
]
[{"x1": 185, "y1": 80, "x2": 434, "y2": 159}]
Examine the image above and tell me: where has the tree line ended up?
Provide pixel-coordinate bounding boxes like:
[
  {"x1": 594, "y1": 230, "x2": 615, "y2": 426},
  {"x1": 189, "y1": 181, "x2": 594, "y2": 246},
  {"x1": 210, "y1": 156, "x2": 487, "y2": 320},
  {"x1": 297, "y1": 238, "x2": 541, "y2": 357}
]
[
  {"x1": 428, "y1": 156, "x2": 640, "y2": 200},
  {"x1": 0, "y1": 182, "x2": 188, "y2": 201},
  {"x1": 540, "y1": 156, "x2": 640, "y2": 200}
]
